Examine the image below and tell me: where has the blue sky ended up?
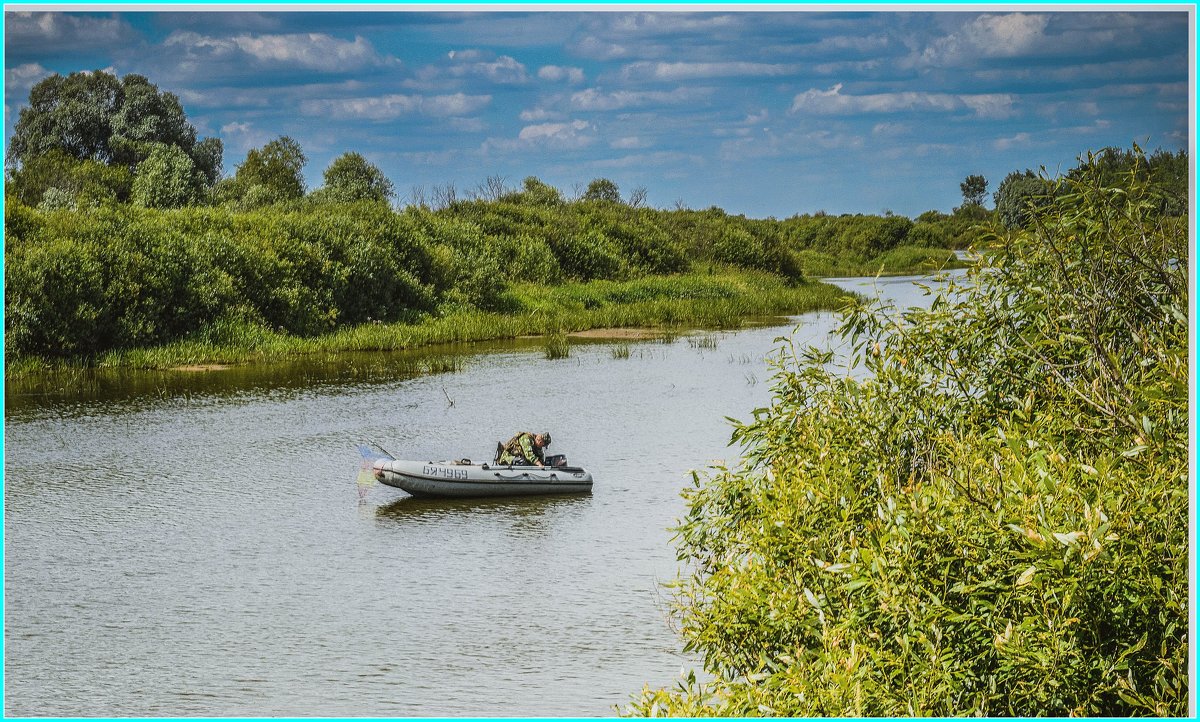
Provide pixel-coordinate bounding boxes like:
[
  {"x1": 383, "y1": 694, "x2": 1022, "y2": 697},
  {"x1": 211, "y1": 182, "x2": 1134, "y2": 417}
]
[{"x1": 3, "y1": 8, "x2": 1192, "y2": 218}]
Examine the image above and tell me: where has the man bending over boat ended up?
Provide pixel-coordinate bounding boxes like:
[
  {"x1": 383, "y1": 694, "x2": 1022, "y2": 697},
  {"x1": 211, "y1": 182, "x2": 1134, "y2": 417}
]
[{"x1": 498, "y1": 432, "x2": 552, "y2": 467}]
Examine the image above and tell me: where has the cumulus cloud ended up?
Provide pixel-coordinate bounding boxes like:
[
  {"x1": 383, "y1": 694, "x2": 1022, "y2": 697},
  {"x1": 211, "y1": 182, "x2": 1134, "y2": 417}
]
[
  {"x1": 621, "y1": 61, "x2": 797, "y2": 82},
  {"x1": 301, "y1": 93, "x2": 492, "y2": 120},
  {"x1": 5, "y1": 63, "x2": 50, "y2": 101},
  {"x1": 570, "y1": 86, "x2": 712, "y2": 111},
  {"x1": 574, "y1": 36, "x2": 634, "y2": 61},
  {"x1": 920, "y1": 13, "x2": 1051, "y2": 66},
  {"x1": 993, "y1": 132, "x2": 1033, "y2": 151},
  {"x1": 519, "y1": 119, "x2": 593, "y2": 146},
  {"x1": 6, "y1": 11, "x2": 136, "y2": 53},
  {"x1": 538, "y1": 65, "x2": 585, "y2": 84},
  {"x1": 164, "y1": 30, "x2": 390, "y2": 72},
  {"x1": 443, "y1": 49, "x2": 529, "y2": 84},
  {"x1": 790, "y1": 83, "x2": 1016, "y2": 119}
]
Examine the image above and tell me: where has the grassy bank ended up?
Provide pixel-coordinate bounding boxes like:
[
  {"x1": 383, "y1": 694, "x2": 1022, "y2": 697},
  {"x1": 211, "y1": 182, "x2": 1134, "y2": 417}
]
[{"x1": 6, "y1": 268, "x2": 853, "y2": 378}]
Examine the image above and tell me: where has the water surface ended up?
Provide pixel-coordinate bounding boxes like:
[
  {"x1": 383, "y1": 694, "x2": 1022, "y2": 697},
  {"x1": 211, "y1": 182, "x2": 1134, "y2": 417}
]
[{"x1": 4, "y1": 271, "x2": 959, "y2": 716}]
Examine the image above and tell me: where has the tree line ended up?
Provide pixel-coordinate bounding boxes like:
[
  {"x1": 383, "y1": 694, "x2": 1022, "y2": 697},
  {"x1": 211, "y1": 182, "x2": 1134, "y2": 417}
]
[{"x1": 3, "y1": 70, "x2": 1187, "y2": 362}]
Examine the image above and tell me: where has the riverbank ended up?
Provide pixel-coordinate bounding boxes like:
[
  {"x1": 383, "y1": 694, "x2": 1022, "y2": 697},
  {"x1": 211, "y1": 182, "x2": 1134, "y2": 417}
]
[{"x1": 5, "y1": 268, "x2": 857, "y2": 380}]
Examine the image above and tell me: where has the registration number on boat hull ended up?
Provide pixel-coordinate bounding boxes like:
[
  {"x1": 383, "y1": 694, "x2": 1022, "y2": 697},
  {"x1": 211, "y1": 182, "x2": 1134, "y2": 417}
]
[{"x1": 423, "y1": 465, "x2": 469, "y2": 480}]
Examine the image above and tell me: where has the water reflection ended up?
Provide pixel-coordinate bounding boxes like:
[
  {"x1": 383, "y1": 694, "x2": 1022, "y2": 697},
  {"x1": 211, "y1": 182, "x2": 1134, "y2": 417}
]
[{"x1": 375, "y1": 491, "x2": 592, "y2": 523}]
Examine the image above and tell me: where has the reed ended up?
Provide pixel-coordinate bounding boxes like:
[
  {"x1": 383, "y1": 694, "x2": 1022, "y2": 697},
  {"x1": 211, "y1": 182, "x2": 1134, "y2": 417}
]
[
  {"x1": 543, "y1": 333, "x2": 570, "y2": 359},
  {"x1": 610, "y1": 344, "x2": 631, "y2": 359}
]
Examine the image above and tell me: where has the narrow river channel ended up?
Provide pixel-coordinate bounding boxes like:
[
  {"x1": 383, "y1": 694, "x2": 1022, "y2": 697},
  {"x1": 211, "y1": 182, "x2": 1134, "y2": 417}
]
[{"x1": 3, "y1": 270, "x2": 964, "y2": 716}]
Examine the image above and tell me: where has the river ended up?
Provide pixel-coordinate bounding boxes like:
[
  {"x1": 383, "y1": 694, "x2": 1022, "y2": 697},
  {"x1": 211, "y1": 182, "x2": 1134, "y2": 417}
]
[{"x1": 3, "y1": 270, "x2": 963, "y2": 716}]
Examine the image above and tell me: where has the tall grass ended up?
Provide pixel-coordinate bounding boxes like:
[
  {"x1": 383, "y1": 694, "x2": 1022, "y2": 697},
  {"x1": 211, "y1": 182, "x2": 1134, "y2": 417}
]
[{"x1": 7, "y1": 267, "x2": 853, "y2": 377}]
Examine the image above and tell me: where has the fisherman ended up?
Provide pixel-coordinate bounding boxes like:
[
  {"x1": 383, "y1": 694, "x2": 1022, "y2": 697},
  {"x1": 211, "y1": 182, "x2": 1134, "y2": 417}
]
[{"x1": 498, "y1": 431, "x2": 552, "y2": 467}]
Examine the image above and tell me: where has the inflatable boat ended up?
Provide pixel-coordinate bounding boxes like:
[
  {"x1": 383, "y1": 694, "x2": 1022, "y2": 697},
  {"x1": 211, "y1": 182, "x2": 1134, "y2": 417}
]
[{"x1": 366, "y1": 449, "x2": 594, "y2": 498}]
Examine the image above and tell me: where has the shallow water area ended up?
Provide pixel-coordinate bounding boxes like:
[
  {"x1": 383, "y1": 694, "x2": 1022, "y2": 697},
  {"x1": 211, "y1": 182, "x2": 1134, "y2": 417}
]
[{"x1": 4, "y1": 270, "x2": 965, "y2": 716}]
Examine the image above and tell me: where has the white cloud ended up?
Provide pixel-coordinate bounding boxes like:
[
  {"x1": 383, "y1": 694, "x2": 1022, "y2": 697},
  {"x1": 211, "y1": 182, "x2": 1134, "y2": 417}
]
[
  {"x1": 518, "y1": 119, "x2": 593, "y2": 145},
  {"x1": 486, "y1": 119, "x2": 596, "y2": 153},
  {"x1": 6, "y1": 11, "x2": 135, "y2": 50},
  {"x1": 610, "y1": 136, "x2": 650, "y2": 149},
  {"x1": 5, "y1": 63, "x2": 50, "y2": 102},
  {"x1": 607, "y1": 12, "x2": 741, "y2": 35},
  {"x1": 790, "y1": 84, "x2": 1016, "y2": 119},
  {"x1": 444, "y1": 49, "x2": 529, "y2": 84},
  {"x1": 872, "y1": 122, "x2": 911, "y2": 136},
  {"x1": 621, "y1": 61, "x2": 796, "y2": 82},
  {"x1": 520, "y1": 107, "x2": 565, "y2": 122},
  {"x1": 574, "y1": 36, "x2": 633, "y2": 61},
  {"x1": 591, "y1": 150, "x2": 698, "y2": 170},
  {"x1": 301, "y1": 93, "x2": 492, "y2": 120},
  {"x1": 920, "y1": 13, "x2": 1051, "y2": 66},
  {"x1": 165, "y1": 30, "x2": 389, "y2": 71},
  {"x1": 538, "y1": 65, "x2": 585, "y2": 84},
  {"x1": 570, "y1": 86, "x2": 712, "y2": 111},
  {"x1": 993, "y1": 132, "x2": 1033, "y2": 151}
]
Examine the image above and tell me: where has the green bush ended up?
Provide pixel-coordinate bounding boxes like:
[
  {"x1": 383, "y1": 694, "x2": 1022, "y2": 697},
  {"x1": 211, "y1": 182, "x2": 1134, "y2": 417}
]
[
  {"x1": 4, "y1": 202, "x2": 441, "y2": 357},
  {"x1": 549, "y1": 228, "x2": 628, "y2": 281},
  {"x1": 131, "y1": 143, "x2": 203, "y2": 209},
  {"x1": 626, "y1": 155, "x2": 1188, "y2": 716}
]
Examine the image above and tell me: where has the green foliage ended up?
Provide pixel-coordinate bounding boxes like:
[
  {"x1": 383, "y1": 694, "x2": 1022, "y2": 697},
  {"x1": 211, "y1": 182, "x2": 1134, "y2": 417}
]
[
  {"x1": 6, "y1": 149, "x2": 132, "y2": 208},
  {"x1": 6, "y1": 70, "x2": 220, "y2": 190},
  {"x1": 515, "y1": 176, "x2": 565, "y2": 206},
  {"x1": 543, "y1": 332, "x2": 571, "y2": 359},
  {"x1": 959, "y1": 173, "x2": 988, "y2": 207},
  {"x1": 1067, "y1": 145, "x2": 1188, "y2": 217},
  {"x1": 109, "y1": 74, "x2": 198, "y2": 169},
  {"x1": 223, "y1": 135, "x2": 308, "y2": 207},
  {"x1": 316, "y1": 151, "x2": 395, "y2": 204},
  {"x1": 131, "y1": 144, "x2": 203, "y2": 208},
  {"x1": 7, "y1": 70, "x2": 122, "y2": 166},
  {"x1": 582, "y1": 177, "x2": 621, "y2": 203},
  {"x1": 994, "y1": 169, "x2": 1055, "y2": 229},
  {"x1": 625, "y1": 153, "x2": 1188, "y2": 716},
  {"x1": 4, "y1": 203, "x2": 438, "y2": 356},
  {"x1": 550, "y1": 229, "x2": 628, "y2": 280}
]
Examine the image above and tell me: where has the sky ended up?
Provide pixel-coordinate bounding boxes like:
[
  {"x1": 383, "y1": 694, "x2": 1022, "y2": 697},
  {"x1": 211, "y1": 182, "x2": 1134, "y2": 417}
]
[{"x1": 2, "y1": 7, "x2": 1193, "y2": 218}]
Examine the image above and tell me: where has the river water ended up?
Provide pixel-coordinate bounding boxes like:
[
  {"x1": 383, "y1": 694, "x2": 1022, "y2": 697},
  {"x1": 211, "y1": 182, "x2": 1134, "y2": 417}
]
[{"x1": 3, "y1": 271, "x2": 961, "y2": 716}]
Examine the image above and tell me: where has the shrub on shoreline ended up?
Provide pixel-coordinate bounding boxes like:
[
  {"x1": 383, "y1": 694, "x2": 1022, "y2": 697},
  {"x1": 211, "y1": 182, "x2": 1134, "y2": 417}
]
[{"x1": 625, "y1": 153, "x2": 1189, "y2": 716}]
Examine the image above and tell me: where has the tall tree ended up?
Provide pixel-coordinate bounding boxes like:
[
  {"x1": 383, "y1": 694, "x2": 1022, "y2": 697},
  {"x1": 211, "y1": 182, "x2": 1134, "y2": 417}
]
[
  {"x1": 582, "y1": 177, "x2": 621, "y2": 203},
  {"x1": 959, "y1": 174, "x2": 988, "y2": 207},
  {"x1": 6, "y1": 70, "x2": 221, "y2": 189},
  {"x1": 317, "y1": 152, "x2": 394, "y2": 203},
  {"x1": 993, "y1": 169, "x2": 1051, "y2": 229},
  {"x1": 230, "y1": 136, "x2": 307, "y2": 204}
]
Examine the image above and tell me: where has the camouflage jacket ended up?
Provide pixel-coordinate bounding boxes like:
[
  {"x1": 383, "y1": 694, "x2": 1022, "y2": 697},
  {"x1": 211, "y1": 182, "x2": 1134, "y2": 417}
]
[{"x1": 500, "y1": 432, "x2": 543, "y2": 466}]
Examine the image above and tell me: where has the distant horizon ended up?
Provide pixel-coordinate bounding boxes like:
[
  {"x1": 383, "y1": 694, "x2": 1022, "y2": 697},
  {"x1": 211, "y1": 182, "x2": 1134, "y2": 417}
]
[{"x1": 4, "y1": 7, "x2": 1192, "y2": 218}]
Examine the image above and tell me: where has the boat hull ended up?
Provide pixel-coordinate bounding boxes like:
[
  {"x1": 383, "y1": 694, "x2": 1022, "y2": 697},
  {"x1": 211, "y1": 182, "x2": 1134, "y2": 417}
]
[{"x1": 374, "y1": 459, "x2": 593, "y2": 498}]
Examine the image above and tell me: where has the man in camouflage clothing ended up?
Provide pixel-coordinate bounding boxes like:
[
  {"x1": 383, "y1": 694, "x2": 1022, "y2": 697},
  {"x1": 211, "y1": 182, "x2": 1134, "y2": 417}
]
[{"x1": 498, "y1": 431, "x2": 551, "y2": 467}]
